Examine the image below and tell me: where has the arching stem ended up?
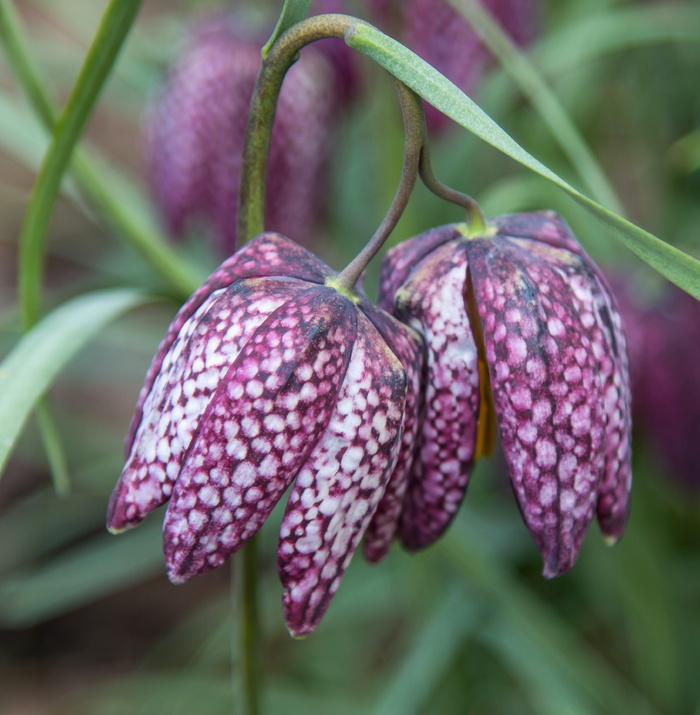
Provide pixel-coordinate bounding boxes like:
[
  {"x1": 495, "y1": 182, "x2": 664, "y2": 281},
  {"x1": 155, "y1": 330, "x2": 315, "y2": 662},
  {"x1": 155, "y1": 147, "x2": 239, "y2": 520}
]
[
  {"x1": 239, "y1": 14, "x2": 368, "y2": 243},
  {"x1": 335, "y1": 79, "x2": 422, "y2": 291},
  {"x1": 238, "y1": 13, "x2": 486, "y2": 257}
]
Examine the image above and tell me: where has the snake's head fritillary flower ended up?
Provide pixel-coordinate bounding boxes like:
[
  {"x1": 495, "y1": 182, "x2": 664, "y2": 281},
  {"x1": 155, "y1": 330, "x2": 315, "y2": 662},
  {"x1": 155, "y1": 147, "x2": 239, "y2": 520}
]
[
  {"x1": 379, "y1": 211, "x2": 632, "y2": 577},
  {"x1": 614, "y1": 277, "x2": 700, "y2": 490},
  {"x1": 145, "y1": 14, "x2": 344, "y2": 254},
  {"x1": 367, "y1": 0, "x2": 538, "y2": 133},
  {"x1": 107, "y1": 234, "x2": 424, "y2": 637}
]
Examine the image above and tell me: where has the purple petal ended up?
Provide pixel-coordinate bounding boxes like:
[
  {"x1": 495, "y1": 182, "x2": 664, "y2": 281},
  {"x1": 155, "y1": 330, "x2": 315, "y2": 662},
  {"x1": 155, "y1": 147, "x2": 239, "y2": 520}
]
[
  {"x1": 585, "y1": 271, "x2": 632, "y2": 541},
  {"x1": 108, "y1": 278, "x2": 310, "y2": 532},
  {"x1": 359, "y1": 303, "x2": 426, "y2": 562},
  {"x1": 493, "y1": 211, "x2": 586, "y2": 256},
  {"x1": 394, "y1": 242, "x2": 481, "y2": 550},
  {"x1": 494, "y1": 214, "x2": 632, "y2": 539},
  {"x1": 468, "y1": 236, "x2": 606, "y2": 577},
  {"x1": 378, "y1": 225, "x2": 461, "y2": 313},
  {"x1": 278, "y1": 314, "x2": 407, "y2": 637},
  {"x1": 125, "y1": 234, "x2": 332, "y2": 455},
  {"x1": 163, "y1": 287, "x2": 356, "y2": 582}
]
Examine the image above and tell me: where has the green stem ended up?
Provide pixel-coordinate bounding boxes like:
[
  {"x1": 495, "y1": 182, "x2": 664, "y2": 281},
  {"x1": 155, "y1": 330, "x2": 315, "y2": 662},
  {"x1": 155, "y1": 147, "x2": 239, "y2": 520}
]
[
  {"x1": 336, "y1": 79, "x2": 423, "y2": 290},
  {"x1": 239, "y1": 537, "x2": 261, "y2": 715},
  {"x1": 239, "y1": 14, "x2": 486, "y2": 283},
  {"x1": 17, "y1": 0, "x2": 144, "y2": 329},
  {"x1": 239, "y1": 14, "x2": 370, "y2": 243},
  {"x1": 1, "y1": 0, "x2": 199, "y2": 310}
]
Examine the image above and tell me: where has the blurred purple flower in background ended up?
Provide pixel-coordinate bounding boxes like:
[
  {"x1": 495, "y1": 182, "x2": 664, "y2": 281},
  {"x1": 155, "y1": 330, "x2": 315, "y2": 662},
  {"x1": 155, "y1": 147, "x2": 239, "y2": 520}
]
[
  {"x1": 379, "y1": 212, "x2": 632, "y2": 576},
  {"x1": 614, "y1": 278, "x2": 700, "y2": 490},
  {"x1": 107, "y1": 233, "x2": 425, "y2": 637},
  {"x1": 367, "y1": 0, "x2": 538, "y2": 132},
  {"x1": 145, "y1": 8, "x2": 358, "y2": 255}
]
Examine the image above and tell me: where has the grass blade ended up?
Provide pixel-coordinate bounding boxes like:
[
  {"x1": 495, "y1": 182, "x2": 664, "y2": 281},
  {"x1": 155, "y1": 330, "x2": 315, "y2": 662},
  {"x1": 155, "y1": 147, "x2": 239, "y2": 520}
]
[
  {"x1": 345, "y1": 23, "x2": 700, "y2": 299},
  {"x1": 0, "y1": 288, "x2": 150, "y2": 478},
  {"x1": 11, "y1": 0, "x2": 145, "y2": 329}
]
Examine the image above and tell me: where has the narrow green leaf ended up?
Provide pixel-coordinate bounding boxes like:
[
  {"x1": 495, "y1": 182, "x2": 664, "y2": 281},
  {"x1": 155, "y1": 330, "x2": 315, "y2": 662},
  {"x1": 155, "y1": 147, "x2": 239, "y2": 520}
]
[
  {"x1": 0, "y1": 0, "x2": 55, "y2": 126},
  {"x1": 373, "y1": 587, "x2": 479, "y2": 715},
  {"x1": 0, "y1": 288, "x2": 150, "y2": 478},
  {"x1": 447, "y1": 0, "x2": 624, "y2": 216},
  {"x1": 0, "y1": 518, "x2": 163, "y2": 626},
  {"x1": 345, "y1": 24, "x2": 700, "y2": 299},
  {"x1": 17, "y1": 0, "x2": 144, "y2": 328},
  {"x1": 262, "y1": 0, "x2": 313, "y2": 56},
  {"x1": 35, "y1": 399, "x2": 71, "y2": 496},
  {"x1": 537, "y1": 5, "x2": 700, "y2": 77},
  {"x1": 440, "y1": 522, "x2": 660, "y2": 715},
  {"x1": 0, "y1": 0, "x2": 203, "y2": 298},
  {"x1": 482, "y1": 619, "x2": 594, "y2": 715},
  {"x1": 0, "y1": 489, "x2": 106, "y2": 575}
]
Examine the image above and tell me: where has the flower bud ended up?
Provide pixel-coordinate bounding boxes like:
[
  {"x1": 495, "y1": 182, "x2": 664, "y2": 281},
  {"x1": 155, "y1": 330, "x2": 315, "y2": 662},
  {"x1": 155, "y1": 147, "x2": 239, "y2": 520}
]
[
  {"x1": 145, "y1": 15, "x2": 342, "y2": 254},
  {"x1": 614, "y1": 277, "x2": 700, "y2": 490}
]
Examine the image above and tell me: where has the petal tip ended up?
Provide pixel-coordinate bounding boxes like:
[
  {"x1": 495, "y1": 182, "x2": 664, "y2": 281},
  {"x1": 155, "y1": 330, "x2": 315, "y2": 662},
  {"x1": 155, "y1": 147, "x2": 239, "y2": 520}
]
[
  {"x1": 166, "y1": 568, "x2": 189, "y2": 586},
  {"x1": 602, "y1": 533, "x2": 620, "y2": 547}
]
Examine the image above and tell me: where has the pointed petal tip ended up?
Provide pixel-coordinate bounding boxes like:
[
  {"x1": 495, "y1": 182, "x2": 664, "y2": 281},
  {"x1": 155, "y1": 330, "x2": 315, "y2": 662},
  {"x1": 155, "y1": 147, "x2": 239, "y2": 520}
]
[
  {"x1": 166, "y1": 567, "x2": 189, "y2": 586},
  {"x1": 106, "y1": 523, "x2": 128, "y2": 536},
  {"x1": 286, "y1": 624, "x2": 312, "y2": 640},
  {"x1": 602, "y1": 533, "x2": 620, "y2": 547}
]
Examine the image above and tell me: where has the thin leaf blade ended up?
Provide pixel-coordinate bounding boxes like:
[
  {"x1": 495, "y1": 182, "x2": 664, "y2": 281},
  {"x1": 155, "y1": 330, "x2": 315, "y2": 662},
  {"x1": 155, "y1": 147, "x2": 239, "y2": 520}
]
[
  {"x1": 0, "y1": 288, "x2": 150, "y2": 477},
  {"x1": 345, "y1": 24, "x2": 700, "y2": 300}
]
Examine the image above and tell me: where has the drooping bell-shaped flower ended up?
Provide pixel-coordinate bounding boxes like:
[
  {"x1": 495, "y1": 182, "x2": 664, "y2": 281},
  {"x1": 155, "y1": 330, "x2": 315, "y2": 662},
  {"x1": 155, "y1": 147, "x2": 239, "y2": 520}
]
[
  {"x1": 378, "y1": 211, "x2": 632, "y2": 577},
  {"x1": 367, "y1": 0, "x2": 538, "y2": 133},
  {"x1": 614, "y1": 276, "x2": 700, "y2": 490},
  {"x1": 107, "y1": 234, "x2": 424, "y2": 636},
  {"x1": 145, "y1": 13, "x2": 349, "y2": 254}
]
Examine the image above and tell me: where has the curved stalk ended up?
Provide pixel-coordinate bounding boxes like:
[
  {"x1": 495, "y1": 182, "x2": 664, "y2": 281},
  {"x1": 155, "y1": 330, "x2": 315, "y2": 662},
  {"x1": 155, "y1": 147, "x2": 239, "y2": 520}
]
[
  {"x1": 239, "y1": 14, "x2": 369, "y2": 243},
  {"x1": 239, "y1": 15, "x2": 487, "y2": 286},
  {"x1": 335, "y1": 79, "x2": 423, "y2": 290}
]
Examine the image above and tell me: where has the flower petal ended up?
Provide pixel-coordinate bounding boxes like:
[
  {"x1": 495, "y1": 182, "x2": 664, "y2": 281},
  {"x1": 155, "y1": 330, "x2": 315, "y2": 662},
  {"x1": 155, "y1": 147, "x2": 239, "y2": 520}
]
[
  {"x1": 278, "y1": 314, "x2": 406, "y2": 637},
  {"x1": 585, "y1": 271, "x2": 632, "y2": 541},
  {"x1": 126, "y1": 233, "x2": 332, "y2": 454},
  {"x1": 468, "y1": 236, "x2": 605, "y2": 577},
  {"x1": 163, "y1": 287, "x2": 355, "y2": 582},
  {"x1": 359, "y1": 304, "x2": 426, "y2": 562},
  {"x1": 494, "y1": 214, "x2": 633, "y2": 541},
  {"x1": 378, "y1": 225, "x2": 461, "y2": 313},
  {"x1": 493, "y1": 211, "x2": 582, "y2": 256},
  {"x1": 108, "y1": 278, "x2": 309, "y2": 532},
  {"x1": 394, "y1": 242, "x2": 481, "y2": 550}
]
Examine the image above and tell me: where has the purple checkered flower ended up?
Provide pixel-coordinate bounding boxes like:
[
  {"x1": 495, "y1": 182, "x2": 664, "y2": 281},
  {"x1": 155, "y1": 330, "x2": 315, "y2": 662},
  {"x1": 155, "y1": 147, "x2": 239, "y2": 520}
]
[
  {"x1": 107, "y1": 233, "x2": 424, "y2": 636},
  {"x1": 145, "y1": 14, "x2": 344, "y2": 254},
  {"x1": 367, "y1": 0, "x2": 538, "y2": 133},
  {"x1": 378, "y1": 211, "x2": 632, "y2": 576}
]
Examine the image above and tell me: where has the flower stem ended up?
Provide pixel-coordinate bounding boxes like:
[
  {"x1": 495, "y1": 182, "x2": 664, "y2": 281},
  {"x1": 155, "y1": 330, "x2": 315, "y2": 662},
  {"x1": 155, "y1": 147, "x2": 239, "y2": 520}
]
[
  {"x1": 239, "y1": 537, "x2": 262, "y2": 715},
  {"x1": 335, "y1": 80, "x2": 423, "y2": 290},
  {"x1": 239, "y1": 14, "x2": 370, "y2": 243},
  {"x1": 238, "y1": 12, "x2": 487, "y2": 279}
]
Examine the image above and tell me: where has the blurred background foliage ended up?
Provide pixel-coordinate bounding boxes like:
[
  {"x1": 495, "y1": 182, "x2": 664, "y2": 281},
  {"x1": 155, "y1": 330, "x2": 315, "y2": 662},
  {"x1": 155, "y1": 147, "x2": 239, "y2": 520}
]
[{"x1": 0, "y1": 0, "x2": 699, "y2": 713}]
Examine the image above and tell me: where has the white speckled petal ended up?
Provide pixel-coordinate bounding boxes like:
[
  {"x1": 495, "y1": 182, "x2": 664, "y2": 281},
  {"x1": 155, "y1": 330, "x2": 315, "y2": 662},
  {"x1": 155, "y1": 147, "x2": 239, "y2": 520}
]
[
  {"x1": 492, "y1": 211, "x2": 583, "y2": 255},
  {"x1": 508, "y1": 219, "x2": 632, "y2": 540},
  {"x1": 162, "y1": 287, "x2": 356, "y2": 582},
  {"x1": 278, "y1": 313, "x2": 407, "y2": 637},
  {"x1": 378, "y1": 225, "x2": 461, "y2": 313},
  {"x1": 126, "y1": 233, "x2": 333, "y2": 453},
  {"x1": 108, "y1": 278, "x2": 309, "y2": 532},
  {"x1": 468, "y1": 235, "x2": 605, "y2": 577},
  {"x1": 395, "y1": 241, "x2": 481, "y2": 550},
  {"x1": 359, "y1": 303, "x2": 426, "y2": 562},
  {"x1": 584, "y1": 271, "x2": 632, "y2": 541}
]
